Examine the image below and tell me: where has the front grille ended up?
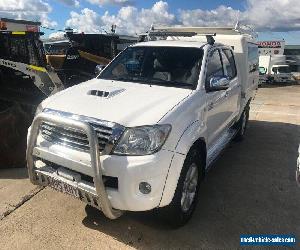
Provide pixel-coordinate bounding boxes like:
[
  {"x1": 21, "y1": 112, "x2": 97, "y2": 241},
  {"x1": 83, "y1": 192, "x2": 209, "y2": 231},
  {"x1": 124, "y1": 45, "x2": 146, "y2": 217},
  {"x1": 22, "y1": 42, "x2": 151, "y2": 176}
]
[{"x1": 40, "y1": 121, "x2": 113, "y2": 152}]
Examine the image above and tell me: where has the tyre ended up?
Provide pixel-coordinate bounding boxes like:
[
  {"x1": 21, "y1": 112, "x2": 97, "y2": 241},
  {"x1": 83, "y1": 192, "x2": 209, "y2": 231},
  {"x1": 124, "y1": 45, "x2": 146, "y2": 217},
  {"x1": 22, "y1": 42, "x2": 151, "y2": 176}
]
[
  {"x1": 267, "y1": 77, "x2": 274, "y2": 84},
  {"x1": 233, "y1": 106, "x2": 249, "y2": 142},
  {"x1": 159, "y1": 146, "x2": 205, "y2": 228}
]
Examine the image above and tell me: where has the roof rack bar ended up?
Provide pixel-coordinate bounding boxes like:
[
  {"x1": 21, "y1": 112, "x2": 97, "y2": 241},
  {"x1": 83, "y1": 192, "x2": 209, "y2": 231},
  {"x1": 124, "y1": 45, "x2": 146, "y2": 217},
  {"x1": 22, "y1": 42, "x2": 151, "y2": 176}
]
[
  {"x1": 139, "y1": 30, "x2": 216, "y2": 45},
  {"x1": 153, "y1": 26, "x2": 257, "y2": 38},
  {"x1": 148, "y1": 31, "x2": 197, "y2": 37}
]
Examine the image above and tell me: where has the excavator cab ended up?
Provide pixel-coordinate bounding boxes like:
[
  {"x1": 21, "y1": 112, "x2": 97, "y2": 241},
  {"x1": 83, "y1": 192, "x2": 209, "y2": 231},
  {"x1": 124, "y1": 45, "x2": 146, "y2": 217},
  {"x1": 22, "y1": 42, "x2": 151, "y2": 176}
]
[{"x1": 0, "y1": 31, "x2": 49, "y2": 104}]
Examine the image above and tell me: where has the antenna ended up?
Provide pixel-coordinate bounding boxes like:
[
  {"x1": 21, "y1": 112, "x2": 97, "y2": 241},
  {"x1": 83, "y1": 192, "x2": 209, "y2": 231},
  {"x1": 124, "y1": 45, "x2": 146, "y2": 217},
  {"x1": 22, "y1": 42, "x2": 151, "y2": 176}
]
[
  {"x1": 111, "y1": 24, "x2": 117, "y2": 34},
  {"x1": 206, "y1": 34, "x2": 215, "y2": 45},
  {"x1": 234, "y1": 21, "x2": 240, "y2": 30}
]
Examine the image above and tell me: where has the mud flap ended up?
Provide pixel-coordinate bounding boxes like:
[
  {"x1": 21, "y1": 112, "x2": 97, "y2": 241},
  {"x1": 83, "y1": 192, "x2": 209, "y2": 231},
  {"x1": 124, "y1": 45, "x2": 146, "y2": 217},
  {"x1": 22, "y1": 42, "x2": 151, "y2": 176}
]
[{"x1": 0, "y1": 103, "x2": 32, "y2": 168}]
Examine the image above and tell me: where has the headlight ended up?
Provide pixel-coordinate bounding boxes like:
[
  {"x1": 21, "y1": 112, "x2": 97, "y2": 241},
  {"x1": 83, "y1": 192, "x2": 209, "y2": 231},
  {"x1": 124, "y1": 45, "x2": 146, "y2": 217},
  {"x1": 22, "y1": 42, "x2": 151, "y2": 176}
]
[
  {"x1": 34, "y1": 103, "x2": 43, "y2": 117},
  {"x1": 113, "y1": 124, "x2": 171, "y2": 155}
]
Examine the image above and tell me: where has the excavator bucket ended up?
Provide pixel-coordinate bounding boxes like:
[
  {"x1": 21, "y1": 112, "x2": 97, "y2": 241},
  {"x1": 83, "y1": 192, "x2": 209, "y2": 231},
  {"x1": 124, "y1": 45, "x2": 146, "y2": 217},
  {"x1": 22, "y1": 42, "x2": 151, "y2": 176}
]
[{"x1": 0, "y1": 102, "x2": 32, "y2": 168}]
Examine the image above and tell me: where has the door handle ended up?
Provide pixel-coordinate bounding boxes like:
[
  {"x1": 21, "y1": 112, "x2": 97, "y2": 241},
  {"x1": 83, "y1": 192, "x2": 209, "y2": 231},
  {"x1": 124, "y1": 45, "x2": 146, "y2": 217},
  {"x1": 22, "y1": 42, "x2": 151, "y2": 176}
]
[{"x1": 208, "y1": 102, "x2": 214, "y2": 110}]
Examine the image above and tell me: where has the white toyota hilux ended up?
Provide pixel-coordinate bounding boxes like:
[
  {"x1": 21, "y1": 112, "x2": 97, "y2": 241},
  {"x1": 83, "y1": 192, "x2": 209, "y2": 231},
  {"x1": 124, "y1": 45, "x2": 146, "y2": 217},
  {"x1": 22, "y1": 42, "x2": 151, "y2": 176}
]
[{"x1": 27, "y1": 27, "x2": 258, "y2": 227}]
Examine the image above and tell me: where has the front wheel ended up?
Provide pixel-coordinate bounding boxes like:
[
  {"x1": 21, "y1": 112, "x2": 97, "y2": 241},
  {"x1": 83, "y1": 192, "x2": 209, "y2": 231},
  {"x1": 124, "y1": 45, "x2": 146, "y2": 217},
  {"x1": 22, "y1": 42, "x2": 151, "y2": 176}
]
[{"x1": 159, "y1": 146, "x2": 205, "y2": 228}]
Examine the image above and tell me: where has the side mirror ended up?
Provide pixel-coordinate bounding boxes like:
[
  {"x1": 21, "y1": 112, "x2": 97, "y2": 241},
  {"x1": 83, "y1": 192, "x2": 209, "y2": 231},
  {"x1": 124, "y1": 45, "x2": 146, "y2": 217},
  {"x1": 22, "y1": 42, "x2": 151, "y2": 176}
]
[
  {"x1": 209, "y1": 76, "x2": 230, "y2": 91},
  {"x1": 95, "y1": 65, "x2": 105, "y2": 76}
]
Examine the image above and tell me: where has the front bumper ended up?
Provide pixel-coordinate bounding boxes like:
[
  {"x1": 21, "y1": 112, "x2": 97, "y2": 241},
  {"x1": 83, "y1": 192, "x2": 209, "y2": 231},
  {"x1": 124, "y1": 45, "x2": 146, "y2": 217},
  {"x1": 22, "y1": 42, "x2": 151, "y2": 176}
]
[
  {"x1": 27, "y1": 113, "x2": 122, "y2": 219},
  {"x1": 27, "y1": 113, "x2": 180, "y2": 215}
]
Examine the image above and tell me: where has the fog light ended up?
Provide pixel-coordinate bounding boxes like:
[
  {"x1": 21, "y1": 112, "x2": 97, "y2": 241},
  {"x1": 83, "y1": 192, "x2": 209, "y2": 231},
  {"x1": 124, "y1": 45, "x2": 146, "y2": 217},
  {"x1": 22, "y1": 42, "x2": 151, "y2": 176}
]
[{"x1": 139, "y1": 182, "x2": 151, "y2": 194}]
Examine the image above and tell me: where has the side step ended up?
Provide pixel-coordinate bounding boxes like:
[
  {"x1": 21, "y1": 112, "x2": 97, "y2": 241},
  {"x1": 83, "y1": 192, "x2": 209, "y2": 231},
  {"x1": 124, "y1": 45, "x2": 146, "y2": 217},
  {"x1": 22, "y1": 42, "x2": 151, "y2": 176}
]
[{"x1": 206, "y1": 128, "x2": 237, "y2": 170}]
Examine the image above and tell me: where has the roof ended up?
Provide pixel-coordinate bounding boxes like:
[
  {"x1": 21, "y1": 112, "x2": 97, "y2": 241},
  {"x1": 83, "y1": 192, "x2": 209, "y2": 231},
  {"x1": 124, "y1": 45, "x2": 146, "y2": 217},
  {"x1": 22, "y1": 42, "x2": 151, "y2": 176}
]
[
  {"x1": 133, "y1": 40, "x2": 207, "y2": 48},
  {"x1": 0, "y1": 18, "x2": 41, "y2": 26}
]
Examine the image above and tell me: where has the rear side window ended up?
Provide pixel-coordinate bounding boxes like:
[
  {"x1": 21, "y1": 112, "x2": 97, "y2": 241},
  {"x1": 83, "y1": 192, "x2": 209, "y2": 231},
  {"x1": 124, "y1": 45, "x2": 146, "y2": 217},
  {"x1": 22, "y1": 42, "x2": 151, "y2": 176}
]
[
  {"x1": 248, "y1": 43, "x2": 258, "y2": 73},
  {"x1": 221, "y1": 49, "x2": 237, "y2": 79},
  {"x1": 206, "y1": 50, "x2": 223, "y2": 84}
]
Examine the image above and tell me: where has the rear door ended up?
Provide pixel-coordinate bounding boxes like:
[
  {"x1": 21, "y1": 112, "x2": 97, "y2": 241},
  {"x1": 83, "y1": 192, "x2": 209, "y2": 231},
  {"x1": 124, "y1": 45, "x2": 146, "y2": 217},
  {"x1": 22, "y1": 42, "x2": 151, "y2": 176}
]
[{"x1": 247, "y1": 42, "x2": 259, "y2": 90}]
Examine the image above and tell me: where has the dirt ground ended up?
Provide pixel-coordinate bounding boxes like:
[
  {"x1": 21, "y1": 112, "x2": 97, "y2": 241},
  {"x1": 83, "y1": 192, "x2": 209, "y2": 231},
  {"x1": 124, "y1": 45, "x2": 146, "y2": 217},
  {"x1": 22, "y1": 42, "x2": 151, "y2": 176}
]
[{"x1": 0, "y1": 83, "x2": 299, "y2": 249}]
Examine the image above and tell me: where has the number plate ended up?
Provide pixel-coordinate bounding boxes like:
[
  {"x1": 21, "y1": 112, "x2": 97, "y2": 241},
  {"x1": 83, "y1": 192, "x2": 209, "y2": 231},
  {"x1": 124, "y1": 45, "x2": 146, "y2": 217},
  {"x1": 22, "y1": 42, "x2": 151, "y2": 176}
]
[{"x1": 48, "y1": 177, "x2": 79, "y2": 198}]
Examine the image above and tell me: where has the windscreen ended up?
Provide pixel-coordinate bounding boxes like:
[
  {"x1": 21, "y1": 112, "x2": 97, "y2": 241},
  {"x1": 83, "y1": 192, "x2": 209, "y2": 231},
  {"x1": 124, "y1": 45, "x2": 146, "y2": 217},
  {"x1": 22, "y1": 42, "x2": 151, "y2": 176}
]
[
  {"x1": 99, "y1": 46, "x2": 203, "y2": 89},
  {"x1": 44, "y1": 42, "x2": 70, "y2": 55},
  {"x1": 277, "y1": 66, "x2": 291, "y2": 73}
]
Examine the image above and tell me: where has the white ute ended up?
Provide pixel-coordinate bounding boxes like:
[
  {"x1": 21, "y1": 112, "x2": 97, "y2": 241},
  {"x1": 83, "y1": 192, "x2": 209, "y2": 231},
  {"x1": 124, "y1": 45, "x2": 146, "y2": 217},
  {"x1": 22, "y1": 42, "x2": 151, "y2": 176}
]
[{"x1": 27, "y1": 27, "x2": 258, "y2": 227}]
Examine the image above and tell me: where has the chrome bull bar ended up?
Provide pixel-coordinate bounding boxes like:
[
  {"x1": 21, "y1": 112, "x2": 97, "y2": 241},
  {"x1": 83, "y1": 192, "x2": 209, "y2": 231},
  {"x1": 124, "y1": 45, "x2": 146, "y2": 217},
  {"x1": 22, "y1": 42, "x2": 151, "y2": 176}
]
[{"x1": 26, "y1": 112, "x2": 122, "y2": 219}]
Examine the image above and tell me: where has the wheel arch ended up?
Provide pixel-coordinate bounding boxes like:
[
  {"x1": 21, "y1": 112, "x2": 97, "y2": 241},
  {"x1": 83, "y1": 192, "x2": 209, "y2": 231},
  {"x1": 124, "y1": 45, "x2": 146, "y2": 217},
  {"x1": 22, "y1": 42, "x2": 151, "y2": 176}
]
[
  {"x1": 159, "y1": 134, "x2": 207, "y2": 207},
  {"x1": 191, "y1": 137, "x2": 207, "y2": 178}
]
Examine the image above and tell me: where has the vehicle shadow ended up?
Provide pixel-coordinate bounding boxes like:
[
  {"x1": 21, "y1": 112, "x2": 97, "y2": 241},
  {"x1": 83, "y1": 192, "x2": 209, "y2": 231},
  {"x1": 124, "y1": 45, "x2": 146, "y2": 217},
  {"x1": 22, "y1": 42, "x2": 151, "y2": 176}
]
[
  {"x1": 82, "y1": 120, "x2": 300, "y2": 249},
  {"x1": 0, "y1": 167, "x2": 28, "y2": 179}
]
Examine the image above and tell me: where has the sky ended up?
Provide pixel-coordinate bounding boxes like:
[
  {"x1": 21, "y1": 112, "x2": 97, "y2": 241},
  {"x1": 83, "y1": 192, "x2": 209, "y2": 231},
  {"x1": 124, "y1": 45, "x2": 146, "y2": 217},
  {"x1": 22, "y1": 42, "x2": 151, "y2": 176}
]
[{"x1": 0, "y1": 0, "x2": 299, "y2": 44}]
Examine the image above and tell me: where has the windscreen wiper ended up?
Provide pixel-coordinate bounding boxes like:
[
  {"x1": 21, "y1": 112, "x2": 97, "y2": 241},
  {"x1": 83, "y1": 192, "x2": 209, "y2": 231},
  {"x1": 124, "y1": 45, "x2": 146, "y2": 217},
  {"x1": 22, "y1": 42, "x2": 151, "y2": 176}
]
[
  {"x1": 149, "y1": 78, "x2": 193, "y2": 88},
  {"x1": 103, "y1": 76, "x2": 134, "y2": 82},
  {"x1": 101, "y1": 76, "x2": 193, "y2": 89}
]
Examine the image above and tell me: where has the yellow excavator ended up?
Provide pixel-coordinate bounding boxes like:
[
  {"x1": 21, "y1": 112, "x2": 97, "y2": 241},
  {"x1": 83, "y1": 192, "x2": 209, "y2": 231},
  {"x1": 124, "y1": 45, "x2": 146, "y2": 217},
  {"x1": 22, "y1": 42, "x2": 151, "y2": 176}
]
[{"x1": 0, "y1": 29, "x2": 137, "y2": 167}]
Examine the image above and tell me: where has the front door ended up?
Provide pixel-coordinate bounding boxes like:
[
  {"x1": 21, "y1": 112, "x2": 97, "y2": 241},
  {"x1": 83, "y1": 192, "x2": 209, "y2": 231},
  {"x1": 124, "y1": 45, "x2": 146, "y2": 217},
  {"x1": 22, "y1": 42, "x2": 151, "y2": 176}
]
[
  {"x1": 219, "y1": 49, "x2": 240, "y2": 125},
  {"x1": 205, "y1": 49, "x2": 230, "y2": 147}
]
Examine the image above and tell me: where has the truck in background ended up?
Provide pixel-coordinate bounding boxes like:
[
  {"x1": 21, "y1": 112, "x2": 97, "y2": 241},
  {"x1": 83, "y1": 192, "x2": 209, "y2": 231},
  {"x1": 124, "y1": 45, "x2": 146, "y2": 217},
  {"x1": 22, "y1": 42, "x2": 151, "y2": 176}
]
[
  {"x1": 270, "y1": 64, "x2": 293, "y2": 83},
  {"x1": 27, "y1": 26, "x2": 258, "y2": 227},
  {"x1": 259, "y1": 54, "x2": 293, "y2": 84}
]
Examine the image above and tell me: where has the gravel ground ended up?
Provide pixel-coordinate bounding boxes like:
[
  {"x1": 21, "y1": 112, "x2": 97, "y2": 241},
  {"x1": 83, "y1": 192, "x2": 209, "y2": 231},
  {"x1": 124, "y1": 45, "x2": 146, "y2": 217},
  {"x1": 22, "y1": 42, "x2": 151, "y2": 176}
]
[{"x1": 0, "y1": 83, "x2": 299, "y2": 249}]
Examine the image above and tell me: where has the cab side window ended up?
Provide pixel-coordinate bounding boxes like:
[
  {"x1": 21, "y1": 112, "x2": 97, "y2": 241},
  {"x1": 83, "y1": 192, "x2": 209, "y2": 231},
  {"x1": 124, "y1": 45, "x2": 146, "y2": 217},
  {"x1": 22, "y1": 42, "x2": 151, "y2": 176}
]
[
  {"x1": 206, "y1": 49, "x2": 223, "y2": 86},
  {"x1": 221, "y1": 49, "x2": 237, "y2": 79}
]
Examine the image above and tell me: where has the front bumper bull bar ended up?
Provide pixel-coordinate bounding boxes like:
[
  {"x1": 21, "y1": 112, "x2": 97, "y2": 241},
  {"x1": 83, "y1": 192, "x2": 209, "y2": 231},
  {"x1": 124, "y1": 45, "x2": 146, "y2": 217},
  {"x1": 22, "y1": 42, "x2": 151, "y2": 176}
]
[{"x1": 26, "y1": 113, "x2": 122, "y2": 219}]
